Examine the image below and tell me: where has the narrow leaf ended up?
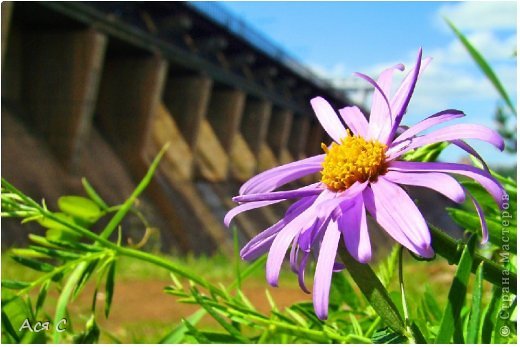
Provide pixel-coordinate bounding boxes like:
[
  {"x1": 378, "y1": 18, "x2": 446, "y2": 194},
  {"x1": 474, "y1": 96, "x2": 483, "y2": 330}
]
[
  {"x1": 467, "y1": 262, "x2": 484, "y2": 343},
  {"x1": 446, "y1": 19, "x2": 516, "y2": 115},
  {"x1": 81, "y1": 178, "x2": 109, "y2": 210},
  {"x1": 104, "y1": 261, "x2": 116, "y2": 318},
  {"x1": 435, "y1": 234, "x2": 477, "y2": 343}
]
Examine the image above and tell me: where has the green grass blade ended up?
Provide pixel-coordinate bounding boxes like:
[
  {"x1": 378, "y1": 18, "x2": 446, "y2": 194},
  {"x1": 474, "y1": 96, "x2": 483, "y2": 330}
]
[
  {"x1": 435, "y1": 235, "x2": 477, "y2": 343},
  {"x1": 338, "y1": 244, "x2": 406, "y2": 336},
  {"x1": 104, "y1": 260, "x2": 116, "y2": 318},
  {"x1": 446, "y1": 19, "x2": 516, "y2": 115},
  {"x1": 467, "y1": 262, "x2": 484, "y2": 343},
  {"x1": 481, "y1": 286, "x2": 501, "y2": 343}
]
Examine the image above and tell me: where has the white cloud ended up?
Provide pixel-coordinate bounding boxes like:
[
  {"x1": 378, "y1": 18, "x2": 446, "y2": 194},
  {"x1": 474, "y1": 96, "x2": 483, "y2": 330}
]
[{"x1": 436, "y1": 1, "x2": 517, "y2": 32}]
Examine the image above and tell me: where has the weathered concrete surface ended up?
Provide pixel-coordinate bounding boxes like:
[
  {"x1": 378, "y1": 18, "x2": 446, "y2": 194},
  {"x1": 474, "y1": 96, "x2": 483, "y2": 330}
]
[
  {"x1": 163, "y1": 75, "x2": 212, "y2": 150},
  {"x1": 20, "y1": 28, "x2": 107, "y2": 171},
  {"x1": 230, "y1": 133, "x2": 256, "y2": 182},
  {"x1": 195, "y1": 119, "x2": 230, "y2": 182},
  {"x1": 267, "y1": 109, "x2": 293, "y2": 160},
  {"x1": 147, "y1": 103, "x2": 193, "y2": 181}
]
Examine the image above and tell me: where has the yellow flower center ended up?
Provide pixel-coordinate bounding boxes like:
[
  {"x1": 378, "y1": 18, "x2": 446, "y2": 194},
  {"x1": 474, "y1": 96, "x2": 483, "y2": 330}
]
[{"x1": 320, "y1": 131, "x2": 388, "y2": 191}]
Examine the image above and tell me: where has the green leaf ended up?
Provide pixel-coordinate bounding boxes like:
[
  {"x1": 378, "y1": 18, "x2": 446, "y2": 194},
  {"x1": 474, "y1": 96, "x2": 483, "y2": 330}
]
[
  {"x1": 435, "y1": 234, "x2": 477, "y2": 343},
  {"x1": 104, "y1": 261, "x2": 116, "y2": 318},
  {"x1": 72, "y1": 260, "x2": 100, "y2": 299},
  {"x1": 481, "y1": 286, "x2": 501, "y2": 343},
  {"x1": 338, "y1": 244, "x2": 406, "y2": 335},
  {"x1": 35, "y1": 280, "x2": 50, "y2": 317},
  {"x1": 37, "y1": 213, "x2": 75, "y2": 231},
  {"x1": 1, "y1": 309, "x2": 21, "y2": 343},
  {"x1": 81, "y1": 178, "x2": 109, "y2": 210},
  {"x1": 58, "y1": 195, "x2": 103, "y2": 224},
  {"x1": 98, "y1": 144, "x2": 169, "y2": 240},
  {"x1": 159, "y1": 309, "x2": 206, "y2": 343},
  {"x1": 53, "y1": 262, "x2": 88, "y2": 343},
  {"x1": 1, "y1": 280, "x2": 30, "y2": 290},
  {"x1": 422, "y1": 285, "x2": 442, "y2": 323},
  {"x1": 329, "y1": 271, "x2": 360, "y2": 308},
  {"x1": 46, "y1": 228, "x2": 80, "y2": 242},
  {"x1": 11, "y1": 255, "x2": 54, "y2": 272},
  {"x1": 467, "y1": 262, "x2": 484, "y2": 343},
  {"x1": 29, "y1": 245, "x2": 80, "y2": 261},
  {"x1": 446, "y1": 19, "x2": 516, "y2": 115}
]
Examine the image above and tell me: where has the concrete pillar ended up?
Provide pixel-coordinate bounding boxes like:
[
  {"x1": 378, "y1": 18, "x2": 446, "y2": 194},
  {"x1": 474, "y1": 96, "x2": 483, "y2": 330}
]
[
  {"x1": 306, "y1": 120, "x2": 326, "y2": 157},
  {"x1": 96, "y1": 54, "x2": 167, "y2": 167},
  {"x1": 267, "y1": 109, "x2": 293, "y2": 160},
  {"x1": 22, "y1": 28, "x2": 107, "y2": 172},
  {"x1": 1, "y1": 2, "x2": 13, "y2": 65},
  {"x1": 163, "y1": 75, "x2": 212, "y2": 149},
  {"x1": 241, "y1": 98, "x2": 272, "y2": 157},
  {"x1": 288, "y1": 115, "x2": 311, "y2": 160},
  {"x1": 206, "y1": 88, "x2": 246, "y2": 152}
]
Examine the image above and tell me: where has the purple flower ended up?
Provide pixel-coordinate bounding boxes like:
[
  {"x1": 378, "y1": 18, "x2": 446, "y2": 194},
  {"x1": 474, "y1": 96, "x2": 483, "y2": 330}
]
[{"x1": 224, "y1": 49, "x2": 504, "y2": 320}]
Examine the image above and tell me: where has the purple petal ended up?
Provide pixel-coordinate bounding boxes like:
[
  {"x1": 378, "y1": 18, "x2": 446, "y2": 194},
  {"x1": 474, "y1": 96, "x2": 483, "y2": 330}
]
[
  {"x1": 338, "y1": 105, "x2": 369, "y2": 137},
  {"x1": 310, "y1": 97, "x2": 347, "y2": 143},
  {"x1": 366, "y1": 64, "x2": 405, "y2": 141},
  {"x1": 392, "y1": 109, "x2": 465, "y2": 144},
  {"x1": 240, "y1": 196, "x2": 318, "y2": 260},
  {"x1": 383, "y1": 171, "x2": 465, "y2": 203},
  {"x1": 233, "y1": 184, "x2": 323, "y2": 203},
  {"x1": 266, "y1": 190, "x2": 332, "y2": 287},
  {"x1": 239, "y1": 154, "x2": 324, "y2": 195},
  {"x1": 387, "y1": 49, "x2": 425, "y2": 141},
  {"x1": 289, "y1": 236, "x2": 300, "y2": 273},
  {"x1": 363, "y1": 178, "x2": 434, "y2": 258},
  {"x1": 466, "y1": 189, "x2": 489, "y2": 243},
  {"x1": 225, "y1": 199, "x2": 283, "y2": 227},
  {"x1": 387, "y1": 124, "x2": 505, "y2": 160},
  {"x1": 388, "y1": 161, "x2": 503, "y2": 207},
  {"x1": 338, "y1": 195, "x2": 371, "y2": 263},
  {"x1": 298, "y1": 252, "x2": 311, "y2": 294},
  {"x1": 353, "y1": 71, "x2": 393, "y2": 140},
  {"x1": 313, "y1": 219, "x2": 341, "y2": 320},
  {"x1": 316, "y1": 181, "x2": 369, "y2": 220},
  {"x1": 450, "y1": 139, "x2": 490, "y2": 172}
]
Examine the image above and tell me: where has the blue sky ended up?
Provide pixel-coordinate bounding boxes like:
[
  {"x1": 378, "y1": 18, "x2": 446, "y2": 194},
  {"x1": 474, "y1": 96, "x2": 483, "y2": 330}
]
[{"x1": 220, "y1": 1, "x2": 517, "y2": 166}]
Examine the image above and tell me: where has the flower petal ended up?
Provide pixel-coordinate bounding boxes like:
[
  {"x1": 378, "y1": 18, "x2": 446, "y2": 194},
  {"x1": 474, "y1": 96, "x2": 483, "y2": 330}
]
[
  {"x1": 298, "y1": 252, "x2": 311, "y2": 294},
  {"x1": 387, "y1": 124, "x2": 505, "y2": 160},
  {"x1": 467, "y1": 190, "x2": 489, "y2": 243},
  {"x1": 313, "y1": 219, "x2": 341, "y2": 320},
  {"x1": 383, "y1": 171, "x2": 465, "y2": 203},
  {"x1": 363, "y1": 178, "x2": 434, "y2": 258},
  {"x1": 366, "y1": 64, "x2": 405, "y2": 141},
  {"x1": 353, "y1": 71, "x2": 393, "y2": 140},
  {"x1": 266, "y1": 191, "x2": 331, "y2": 287},
  {"x1": 239, "y1": 154, "x2": 324, "y2": 195},
  {"x1": 224, "y1": 199, "x2": 283, "y2": 227},
  {"x1": 338, "y1": 105, "x2": 369, "y2": 137},
  {"x1": 388, "y1": 161, "x2": 503, "y2": 207},
  {"x1": 316, "y1": 181, "x2": 369, "y2": 220},
  {"x1": 338, "y1": 195, "x2": 371, "y2": 263},
  {"x1": 233, "y1": 184, "x2": 323, "y2": 203},
  {"x1": 450, "y1": 139, "x2": 490, "y2": 172},
  {"x1": 387, "y1": 49, "x2": 427, "y2": 140},
  {"x1": 240, "y1": 196, "x2": 318, "y2": 260},
  {"x1": 392, "y1": 109, "x2": 465, "y2": 144},
  {"x1": 310, "y1": 97, "x2": 347, "y2": 143}
]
